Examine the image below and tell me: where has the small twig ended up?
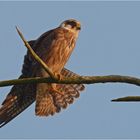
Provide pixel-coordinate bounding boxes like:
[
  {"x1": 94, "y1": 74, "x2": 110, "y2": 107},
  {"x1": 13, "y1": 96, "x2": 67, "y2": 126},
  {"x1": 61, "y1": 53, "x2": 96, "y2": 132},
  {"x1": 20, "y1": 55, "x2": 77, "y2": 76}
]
[
  {"x1": 112, "y1": 96, "x2": 140, "y2": 102},
  {"x1": 16, "y1": 26, "x2": 56, "y2": 79},
  {"x1": 1, "y1": 75, "x2": 140, "y2": 87}
]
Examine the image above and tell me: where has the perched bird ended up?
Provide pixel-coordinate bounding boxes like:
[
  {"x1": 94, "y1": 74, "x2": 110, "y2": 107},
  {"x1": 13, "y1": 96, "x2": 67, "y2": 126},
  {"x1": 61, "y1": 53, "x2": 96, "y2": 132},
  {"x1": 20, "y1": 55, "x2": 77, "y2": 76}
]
[{"x1": 0, "y1": 19, "x2": 85, "y2": 127}]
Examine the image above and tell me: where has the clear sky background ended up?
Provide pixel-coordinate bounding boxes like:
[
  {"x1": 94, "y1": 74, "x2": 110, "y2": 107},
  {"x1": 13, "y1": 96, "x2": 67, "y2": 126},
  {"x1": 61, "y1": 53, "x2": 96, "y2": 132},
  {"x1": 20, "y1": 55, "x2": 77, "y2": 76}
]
[{"x1": 0, "y1": 1, "x2": 140, "y2": 139}]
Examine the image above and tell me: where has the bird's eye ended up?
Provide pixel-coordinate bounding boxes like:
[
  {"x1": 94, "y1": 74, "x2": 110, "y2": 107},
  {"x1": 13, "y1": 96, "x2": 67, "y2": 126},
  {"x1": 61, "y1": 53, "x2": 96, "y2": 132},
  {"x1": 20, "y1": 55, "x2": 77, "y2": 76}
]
[{"x1": 71, "y1": 25, "x2": 75, "y2": 28}]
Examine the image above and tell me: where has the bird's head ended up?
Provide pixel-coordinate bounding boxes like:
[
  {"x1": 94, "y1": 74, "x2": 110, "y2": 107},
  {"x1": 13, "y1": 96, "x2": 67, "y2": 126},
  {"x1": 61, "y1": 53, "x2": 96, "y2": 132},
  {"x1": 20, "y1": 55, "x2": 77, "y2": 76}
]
[{"x1": 60, "y1": 19, "x2": 81, "y2": 33}]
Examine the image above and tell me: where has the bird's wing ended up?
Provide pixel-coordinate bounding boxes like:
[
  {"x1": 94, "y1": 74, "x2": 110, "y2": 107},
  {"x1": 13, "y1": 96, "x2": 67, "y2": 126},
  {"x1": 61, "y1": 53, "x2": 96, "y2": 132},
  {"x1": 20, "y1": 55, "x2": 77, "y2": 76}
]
[
  {"x1": 22, "y1": 29, "x2": 55, "y2": 76},
  {"x1": 0, "y1": 40, "x2": 38, "y2": 128},
  {"x1": 0, "y1": 80, "x2": 36, "y2": 128},
  {"x1": 0, "y1": 29, "x2": 56, "y2": 127}
]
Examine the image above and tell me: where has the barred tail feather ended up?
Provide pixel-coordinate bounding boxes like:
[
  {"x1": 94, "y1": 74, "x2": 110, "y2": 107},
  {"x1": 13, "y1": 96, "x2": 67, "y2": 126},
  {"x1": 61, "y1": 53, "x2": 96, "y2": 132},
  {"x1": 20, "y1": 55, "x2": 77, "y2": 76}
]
[
  {"x1": 61, "y1": 68, "x2": 85, "y2": 91},
  {"x1": 35, "y1": 68, "x2": 85, "y2": 117},
  {"x1": 35, "y1": 91, "x2": 57, "y2": 116}
]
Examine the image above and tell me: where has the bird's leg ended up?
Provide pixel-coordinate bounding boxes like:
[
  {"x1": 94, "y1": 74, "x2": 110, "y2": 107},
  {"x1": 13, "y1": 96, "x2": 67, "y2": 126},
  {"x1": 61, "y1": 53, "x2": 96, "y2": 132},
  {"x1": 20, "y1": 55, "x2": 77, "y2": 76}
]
[
  {"x1": 48, "y1": 72, "x2": 64, "y2": 95},
  {"x1": 49, "y1": 84, "x2": 64, "y2": 95}
]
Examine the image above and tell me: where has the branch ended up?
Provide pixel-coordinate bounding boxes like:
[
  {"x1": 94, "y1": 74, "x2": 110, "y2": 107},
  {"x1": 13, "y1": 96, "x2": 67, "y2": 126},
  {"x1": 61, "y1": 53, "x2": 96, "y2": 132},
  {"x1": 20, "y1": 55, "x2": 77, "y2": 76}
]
[
  {"x1": 16, "y1": 26, "x2": 56, "y2": 79},
  {"x1": 112, "y1": 96, "x2": 140, "y2": 102},
  {"x1": 1, "y1": 75, "x2": 140, "y2": 87},
  {"x1": 0, "y1": 27, "x2": 137, "y2": 102}
]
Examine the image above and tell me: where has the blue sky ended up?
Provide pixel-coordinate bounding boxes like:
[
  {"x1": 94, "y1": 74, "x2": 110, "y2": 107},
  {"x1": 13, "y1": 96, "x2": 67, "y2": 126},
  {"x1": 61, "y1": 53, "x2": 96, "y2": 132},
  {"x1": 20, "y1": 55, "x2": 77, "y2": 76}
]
[{"x1": 0, "y1": 1, "x2": 140, "y2": 139}]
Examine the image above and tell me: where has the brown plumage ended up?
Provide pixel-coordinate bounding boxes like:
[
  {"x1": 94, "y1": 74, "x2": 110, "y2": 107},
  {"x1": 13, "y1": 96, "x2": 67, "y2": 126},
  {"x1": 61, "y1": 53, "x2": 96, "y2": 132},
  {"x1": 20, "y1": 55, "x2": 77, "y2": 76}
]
[{"x1": 0, "y1": 19, "x2": 85, "y2": 127}]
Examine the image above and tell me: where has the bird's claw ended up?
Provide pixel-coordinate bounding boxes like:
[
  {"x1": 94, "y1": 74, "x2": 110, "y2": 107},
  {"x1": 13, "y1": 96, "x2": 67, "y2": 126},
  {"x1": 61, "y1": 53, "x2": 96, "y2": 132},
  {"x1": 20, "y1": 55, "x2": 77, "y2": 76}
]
[{"x1": 54, "y1": 73, "x2": 62, "y2": 80}]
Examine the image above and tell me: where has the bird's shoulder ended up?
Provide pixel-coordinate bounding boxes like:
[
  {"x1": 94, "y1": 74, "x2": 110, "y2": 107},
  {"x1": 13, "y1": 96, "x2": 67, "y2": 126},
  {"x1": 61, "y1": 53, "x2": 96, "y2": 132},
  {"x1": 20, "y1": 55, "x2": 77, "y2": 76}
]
[
  {"x1": 34, "y1": 27, "x2": 70, "y2": 48},
  {"x1": 21, "y1": 27, "x2": 71, "y2": 76}
]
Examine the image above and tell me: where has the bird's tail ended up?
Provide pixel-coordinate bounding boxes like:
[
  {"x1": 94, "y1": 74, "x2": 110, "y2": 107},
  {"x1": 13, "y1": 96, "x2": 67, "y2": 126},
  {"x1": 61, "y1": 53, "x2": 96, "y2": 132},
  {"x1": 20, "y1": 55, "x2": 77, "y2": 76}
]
[{"x1": 35, "y1": 68, "x2": 85, "y2": 116}]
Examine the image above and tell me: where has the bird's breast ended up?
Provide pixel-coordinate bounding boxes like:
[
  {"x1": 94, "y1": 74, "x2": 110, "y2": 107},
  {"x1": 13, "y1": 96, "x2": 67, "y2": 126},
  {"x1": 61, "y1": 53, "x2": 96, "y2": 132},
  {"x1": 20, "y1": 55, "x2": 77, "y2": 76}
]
[{"x1": 45, "y1": 35, "x2": 76, "y2": 73}]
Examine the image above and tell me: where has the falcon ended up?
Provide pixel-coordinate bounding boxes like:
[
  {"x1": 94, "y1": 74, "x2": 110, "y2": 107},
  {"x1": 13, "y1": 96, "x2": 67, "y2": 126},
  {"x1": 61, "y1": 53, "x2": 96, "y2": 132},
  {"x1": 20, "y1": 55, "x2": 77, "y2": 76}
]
[{"x1": 0, "y1": 19, "x2": 85, "y2": 127}]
